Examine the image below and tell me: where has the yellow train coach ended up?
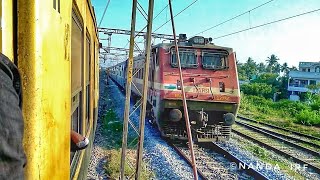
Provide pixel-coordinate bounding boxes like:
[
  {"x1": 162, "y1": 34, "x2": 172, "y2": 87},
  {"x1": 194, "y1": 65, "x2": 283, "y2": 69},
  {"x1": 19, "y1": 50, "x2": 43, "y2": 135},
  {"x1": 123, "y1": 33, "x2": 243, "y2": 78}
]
[{"x1": 1, "y1": 0, "x2": 99, "y2": 179}]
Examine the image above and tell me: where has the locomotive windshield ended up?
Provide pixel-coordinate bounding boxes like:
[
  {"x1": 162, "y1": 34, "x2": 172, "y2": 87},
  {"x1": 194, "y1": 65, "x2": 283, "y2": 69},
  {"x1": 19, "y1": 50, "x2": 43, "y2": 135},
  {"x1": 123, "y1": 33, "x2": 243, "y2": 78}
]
[
  {"x1": 202, "y1": 51, "x2": 228, "y2": 70},
  {"x1": 171, "y1": 49, "x2": 197, "y2": 68}
]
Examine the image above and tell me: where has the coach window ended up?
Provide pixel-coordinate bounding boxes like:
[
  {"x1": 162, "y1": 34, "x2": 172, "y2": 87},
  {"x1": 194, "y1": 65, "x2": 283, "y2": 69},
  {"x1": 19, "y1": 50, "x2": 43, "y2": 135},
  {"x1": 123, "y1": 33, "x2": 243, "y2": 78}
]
[
  {"x1": 85, "y1": 33, "x2": 91, "y2": 132},
  {"x1": 71, "y1": 9, "x2": 84, "y2": 167},
  {"x1": 71, "y1": 10, "x2": 83, "y2": 135}
]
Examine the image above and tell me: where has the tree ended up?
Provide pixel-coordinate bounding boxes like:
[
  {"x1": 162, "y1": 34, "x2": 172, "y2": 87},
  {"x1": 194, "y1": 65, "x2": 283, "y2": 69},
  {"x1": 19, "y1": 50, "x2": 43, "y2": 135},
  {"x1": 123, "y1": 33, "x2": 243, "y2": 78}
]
[
  {"x1": 243, "y1": 57, "x2": 257, "y2": 80},
  {"x1": 257, "y1": 62, "x2": 266, "y2": 74},
  {"x1": 281, "y1": 62, "x2": 290, "y2": 76},
  {"x1": 266, "y1": 54, "x2": 280, "y2": 73},
  {"x1": 240, "y1": 83, "x2": 274, "y2": 99},
  {"x1": 274, "y1": 63, "x2": 281, "y2": 74},
  {"x1": 252, "y1": 73, "x2": 279, "y2": 87},
  {"x1": 289, "y1": 66, "x2": 298, "y2": 71}
]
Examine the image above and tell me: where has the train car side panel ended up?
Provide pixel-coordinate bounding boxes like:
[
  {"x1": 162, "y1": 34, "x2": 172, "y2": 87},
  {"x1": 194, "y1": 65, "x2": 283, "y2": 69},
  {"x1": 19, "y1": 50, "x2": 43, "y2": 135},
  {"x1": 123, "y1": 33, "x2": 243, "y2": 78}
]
[{"x1": 17, "y1": 0, "x2": 72, "y2": 179}]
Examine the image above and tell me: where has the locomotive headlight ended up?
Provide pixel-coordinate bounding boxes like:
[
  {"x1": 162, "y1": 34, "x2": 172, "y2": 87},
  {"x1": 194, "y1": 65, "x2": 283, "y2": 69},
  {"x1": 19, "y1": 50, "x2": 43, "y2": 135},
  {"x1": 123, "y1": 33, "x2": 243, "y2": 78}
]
[
  {"x1": 169, "y1": 109, "x2": 182, "y2": 122},
  {"x1": 223, "y1": 113, "x2": 235, "y2": 126}
]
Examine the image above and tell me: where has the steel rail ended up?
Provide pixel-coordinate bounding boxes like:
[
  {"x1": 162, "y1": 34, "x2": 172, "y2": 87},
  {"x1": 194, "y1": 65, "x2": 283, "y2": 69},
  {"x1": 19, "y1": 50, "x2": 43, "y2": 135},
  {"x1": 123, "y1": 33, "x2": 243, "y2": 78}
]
[
  {"x1": 233, "y1": 129, "x2": 320, "y2": 174},
  {"x1": 236, "y1": 119, "x2": 320, "y2": 150},
  {"x1": 168, "y1": 142, "x2": 208, "y2": 180},
  {"x1": 236, "y1": 121, "x2": 320, "y2": 157},
  {"x1": 202, "y1": 143, "x2": 269, "y2": 180},
  {"x1": 237, "y1": 115, "x2": 320, "y2": 141}
]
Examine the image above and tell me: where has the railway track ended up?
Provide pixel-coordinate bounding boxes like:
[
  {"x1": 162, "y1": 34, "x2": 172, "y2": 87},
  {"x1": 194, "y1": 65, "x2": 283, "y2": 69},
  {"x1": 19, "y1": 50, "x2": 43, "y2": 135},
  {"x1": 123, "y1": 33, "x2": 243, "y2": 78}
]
[
  {"x1": 168, "y1": 141, "x2": 268, "y2": 180},
  {"x1": 237, "y1": 115, "x2": 320, "y2": 143},
  {"x1": 233, "y1": 121, "x2": 320, "y2": 174}
]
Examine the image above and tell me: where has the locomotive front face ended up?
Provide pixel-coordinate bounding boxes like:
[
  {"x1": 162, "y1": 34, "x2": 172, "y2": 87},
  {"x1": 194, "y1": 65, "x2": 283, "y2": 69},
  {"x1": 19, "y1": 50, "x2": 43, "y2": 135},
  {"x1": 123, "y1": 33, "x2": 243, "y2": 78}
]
[{"x1": 158, "y1": 45, "x2": 240, "y2": 142}]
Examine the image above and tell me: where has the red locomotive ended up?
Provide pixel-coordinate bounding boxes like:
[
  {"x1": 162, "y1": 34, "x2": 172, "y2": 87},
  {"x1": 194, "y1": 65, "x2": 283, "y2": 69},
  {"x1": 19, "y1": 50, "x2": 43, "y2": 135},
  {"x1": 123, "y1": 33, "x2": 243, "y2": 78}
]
[{"x1": 109, "y1": 34, "x2": 240, "y2": 142}]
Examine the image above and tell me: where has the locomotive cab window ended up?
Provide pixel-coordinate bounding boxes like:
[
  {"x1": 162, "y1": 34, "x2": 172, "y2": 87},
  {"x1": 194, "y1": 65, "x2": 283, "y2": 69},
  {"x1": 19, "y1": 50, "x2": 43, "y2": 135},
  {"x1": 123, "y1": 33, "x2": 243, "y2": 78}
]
[
  {"x1": 171, "y1": 48, "x2": 197, "y2": 68},
  {"x1": 201, "y1": 51, "x2": 228, "y2": 70}
]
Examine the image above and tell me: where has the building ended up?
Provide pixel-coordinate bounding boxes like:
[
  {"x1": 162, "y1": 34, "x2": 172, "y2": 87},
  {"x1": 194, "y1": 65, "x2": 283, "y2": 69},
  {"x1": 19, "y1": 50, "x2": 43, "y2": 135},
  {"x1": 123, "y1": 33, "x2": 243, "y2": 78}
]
[{"x1": 287, "y1": 62, "x2": 320, "y2": 101}]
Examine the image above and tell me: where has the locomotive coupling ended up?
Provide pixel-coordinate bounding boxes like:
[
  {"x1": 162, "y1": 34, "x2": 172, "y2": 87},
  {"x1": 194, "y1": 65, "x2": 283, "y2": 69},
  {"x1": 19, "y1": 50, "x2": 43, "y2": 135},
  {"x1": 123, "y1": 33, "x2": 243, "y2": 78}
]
[
  {"x1": 223, "y1": 113, "x2": 235, "y2": 126},
  {"x1": 169, "y1": 109, "x2": 183, "y2": 122}
]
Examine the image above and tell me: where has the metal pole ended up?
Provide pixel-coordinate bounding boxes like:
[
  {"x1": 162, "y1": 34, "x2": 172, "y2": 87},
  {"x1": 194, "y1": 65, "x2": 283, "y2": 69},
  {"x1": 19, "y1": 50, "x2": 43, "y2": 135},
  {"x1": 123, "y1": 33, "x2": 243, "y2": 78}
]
[
  {"x1": 120, "y1": 0, "x2": 137, "y2": 179},
  {"x1": 135, "y1": 0, "x2": 154, "y2": 179},
  {"x1": 168, "y1": 0, "x2": 198, "y2": 179}
]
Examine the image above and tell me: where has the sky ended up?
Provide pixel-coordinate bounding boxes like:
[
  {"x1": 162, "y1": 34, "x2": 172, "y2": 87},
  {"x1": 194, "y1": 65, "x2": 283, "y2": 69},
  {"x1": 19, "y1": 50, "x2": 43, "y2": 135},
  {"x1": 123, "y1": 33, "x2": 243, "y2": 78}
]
[{"x1": 91, "y1": 0, "x2": 320, "y2": 68}]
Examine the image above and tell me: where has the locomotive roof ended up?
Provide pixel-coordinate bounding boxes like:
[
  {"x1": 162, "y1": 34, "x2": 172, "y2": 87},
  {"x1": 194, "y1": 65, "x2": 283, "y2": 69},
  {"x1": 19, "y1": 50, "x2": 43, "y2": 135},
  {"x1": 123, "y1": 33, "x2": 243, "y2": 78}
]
[
  {"x1": 108, "y1": 41, "x2": 234, "y2": 68},
  {"x1": 152, "y1": 42, "x2": 233, "y2": 54}
]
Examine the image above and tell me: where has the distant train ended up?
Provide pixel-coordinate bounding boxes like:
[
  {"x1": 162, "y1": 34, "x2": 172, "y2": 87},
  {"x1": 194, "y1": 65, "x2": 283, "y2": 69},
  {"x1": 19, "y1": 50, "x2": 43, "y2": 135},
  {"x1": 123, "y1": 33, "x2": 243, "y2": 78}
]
[{"x1": 109, "y1": 34, "x2": 240, "y2": 142}]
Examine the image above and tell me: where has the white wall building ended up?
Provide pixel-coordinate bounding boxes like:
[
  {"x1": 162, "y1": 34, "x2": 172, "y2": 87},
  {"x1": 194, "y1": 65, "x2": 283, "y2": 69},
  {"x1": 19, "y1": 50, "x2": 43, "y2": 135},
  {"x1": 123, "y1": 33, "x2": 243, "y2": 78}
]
[{"x1": 288, "y1": 62, "x2": 320, "y2": 101}]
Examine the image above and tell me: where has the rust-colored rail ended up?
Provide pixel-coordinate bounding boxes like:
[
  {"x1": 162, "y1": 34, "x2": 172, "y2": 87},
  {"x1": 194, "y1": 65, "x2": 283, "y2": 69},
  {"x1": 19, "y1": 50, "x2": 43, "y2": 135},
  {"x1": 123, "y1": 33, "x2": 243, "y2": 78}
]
[
  {"x1": 201, "y1": 142, "x2": 269, "y2": 180},
  {"x1": 233, "y1": 129, "x2": 320, "y2": 174},
  {"x1": 236, "y1": 121, "x2": 320, "y2": 157},
  {"x1": 237, "y1": 115, "x2": 320, "y2": 141},
  {"x1": 168, "y1": 142, "x2": 208, "y2": 180}
]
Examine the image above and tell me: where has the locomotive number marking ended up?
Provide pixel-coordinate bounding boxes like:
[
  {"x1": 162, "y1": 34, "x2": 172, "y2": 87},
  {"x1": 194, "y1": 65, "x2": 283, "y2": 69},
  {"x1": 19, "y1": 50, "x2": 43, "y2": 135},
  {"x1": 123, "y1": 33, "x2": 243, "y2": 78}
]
[
  {"x1": 195, "y1": 87, "x2": 210, "y2": 94},
  {"x1": 214, "y1": 95, "x2": 231, "y2": 101},
  {"x1": 174, "y1": 93, "x2": 182, "y2": 98}
]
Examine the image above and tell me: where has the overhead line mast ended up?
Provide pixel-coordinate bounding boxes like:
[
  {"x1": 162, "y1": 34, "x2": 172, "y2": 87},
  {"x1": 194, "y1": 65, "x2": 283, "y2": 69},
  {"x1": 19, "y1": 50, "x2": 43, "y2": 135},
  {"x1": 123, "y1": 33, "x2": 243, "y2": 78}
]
[
  {"x1": 119, "y1": 0, "x2": 137, "y2": 179},
  {"x1": 168, "y1": 0, "x2": 198, "y2": 179}
]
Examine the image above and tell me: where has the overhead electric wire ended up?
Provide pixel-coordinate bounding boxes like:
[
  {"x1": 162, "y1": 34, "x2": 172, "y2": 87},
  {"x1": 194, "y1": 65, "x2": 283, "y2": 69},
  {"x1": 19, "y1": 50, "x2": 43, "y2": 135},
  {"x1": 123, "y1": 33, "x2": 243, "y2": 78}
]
[
  {"x1": 153, "y1": 0, "x2": 199, "y2": 33},
  {"x1": 137, "y1": 1, "x2": 148, "y2": 20},
  {"x1": 213, "y1": 8, "x2": 320, "y2": 40},
  {"x1": 121, "y1": 1, "x2": 173, "y2": 49},
  {"x1": 153, "y1": 4, "x2": 169, "y2": 20},
  {"x1": 193, "y1": 0, "x2": 275, "y2": 36},
  {"x1": 98, "y1": 0, "x2": 111, "y2": 27}
]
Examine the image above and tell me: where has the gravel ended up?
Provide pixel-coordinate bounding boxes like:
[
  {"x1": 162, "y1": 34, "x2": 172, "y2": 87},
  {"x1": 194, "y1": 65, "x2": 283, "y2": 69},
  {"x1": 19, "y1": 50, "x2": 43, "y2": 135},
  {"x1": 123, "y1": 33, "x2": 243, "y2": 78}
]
[
  {"x1": 87, "y1": 72, "x2": 195, "y2": 179},
  {"x1": 221, "y1": 133, "x2": 320, "y2": 180},
  {"x1": 87, "y1": 72, "x2": 319, "y2": 180}
]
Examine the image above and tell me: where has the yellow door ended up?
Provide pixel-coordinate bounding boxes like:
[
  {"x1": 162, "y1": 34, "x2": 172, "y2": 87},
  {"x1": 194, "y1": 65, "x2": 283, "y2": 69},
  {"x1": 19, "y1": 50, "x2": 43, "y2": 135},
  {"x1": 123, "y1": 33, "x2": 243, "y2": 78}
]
[{"x1": 0, "y1": 0, "x2": 14, "y2": 60}]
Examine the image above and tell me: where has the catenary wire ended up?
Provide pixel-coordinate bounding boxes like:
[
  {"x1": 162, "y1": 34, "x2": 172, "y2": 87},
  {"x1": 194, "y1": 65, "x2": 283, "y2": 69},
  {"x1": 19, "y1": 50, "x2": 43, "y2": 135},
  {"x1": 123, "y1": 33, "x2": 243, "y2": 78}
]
[
  {"x1": 213, "y1": 8, "x2": 320, "y2": 40},
  {"x1": 193, "y1": 0, "x2": 275, "y2": 36},
  {"x1": 153, "y1": 0, "x2": 199, "y2": 33},
  {"x1": 98, "y1": 0, "x2": 111, "y2": 27}
]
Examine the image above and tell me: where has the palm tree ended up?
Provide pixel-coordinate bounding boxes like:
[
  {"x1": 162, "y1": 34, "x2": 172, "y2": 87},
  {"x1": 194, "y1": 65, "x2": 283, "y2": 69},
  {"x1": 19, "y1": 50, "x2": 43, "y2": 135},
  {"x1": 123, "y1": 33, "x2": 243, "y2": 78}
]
[
  {"x1": 289, "y1": 66, "x2": 298, "y2": 71},
  {"x1": 257, "y1": 62, "x2": 265, "y2": 73},
  {"x1": 244, "y1": 57, "x2": 257, "y2": 80},
  {"x1": 281, "y1": 62, "x2": 290, "y2": 75},
  {"x1": 274, "y1": 63, "x2": 281, "y2": 74},
  {"x1": 246, "y1": 57, "x2": 255, "y2": 64},
  {"x1": 266, "y1": 54, "x2": 279, "y2": 73}
]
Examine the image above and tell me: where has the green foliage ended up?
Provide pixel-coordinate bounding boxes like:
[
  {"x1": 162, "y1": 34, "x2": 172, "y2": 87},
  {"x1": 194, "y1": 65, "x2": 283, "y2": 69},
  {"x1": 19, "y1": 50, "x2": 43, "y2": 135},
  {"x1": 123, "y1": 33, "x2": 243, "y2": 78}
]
[
  {"x1": 240, "y1": 94, "x2": 320, "y2": 126},
  {"x1": 266, "y1": 54, "x2": 280, "y2": 74},
  {"x1": 252, "y1": 73, "x2": 279, "y2": 86},
  {"x1": 237, "y1": 54, "x2": 298, "y2": 101},
  {"x1": 240, "y1": 83, "x2": 274, "y2": 99},
  {"x1": 252, "y1": 146, "x2": 267, "y2": 159},
  {"x1": 103, "y1": 109, "x2": 122, "y2": 132},
  {"x1": 104, "y1": 150, "x2": 153, "y2": 180},
  {"x1": 272, "y1": 100, "x2": 309, "y2": 117},
  {"x1": 295, "y1": 110, "x2": 320, "y2": 126}
]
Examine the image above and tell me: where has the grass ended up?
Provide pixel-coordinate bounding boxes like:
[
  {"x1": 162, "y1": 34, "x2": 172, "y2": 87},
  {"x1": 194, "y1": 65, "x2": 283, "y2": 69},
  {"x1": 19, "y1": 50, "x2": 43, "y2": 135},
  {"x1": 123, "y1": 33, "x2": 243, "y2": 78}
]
[
  {"x1": 104, "y1": 149, "x2": 153, "y2": 180},
  {"x1": 101, "y1": 109, "x2": 154, "y2": 179},
  {"x1": 239, "y1": 94, "x2": 320, "y2": 138}
]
